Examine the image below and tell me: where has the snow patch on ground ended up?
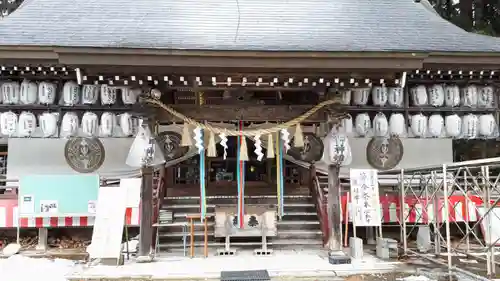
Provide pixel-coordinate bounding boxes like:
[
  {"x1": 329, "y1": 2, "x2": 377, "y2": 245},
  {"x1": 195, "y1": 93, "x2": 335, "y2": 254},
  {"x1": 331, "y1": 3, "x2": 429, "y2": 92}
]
[{"x1": 0, "y1": 255, "x2": 77, "y2": 281}]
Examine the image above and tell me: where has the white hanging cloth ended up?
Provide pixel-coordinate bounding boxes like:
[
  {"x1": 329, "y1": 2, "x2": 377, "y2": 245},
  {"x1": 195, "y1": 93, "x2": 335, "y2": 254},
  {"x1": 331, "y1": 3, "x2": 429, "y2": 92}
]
[{"x1": 125, "y1": 124, "x2": 165, "y2": 168}]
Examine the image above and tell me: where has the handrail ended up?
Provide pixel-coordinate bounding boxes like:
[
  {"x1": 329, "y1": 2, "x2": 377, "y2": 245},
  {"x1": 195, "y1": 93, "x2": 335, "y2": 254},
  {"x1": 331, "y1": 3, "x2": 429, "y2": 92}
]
[
  {"x1": 151, "y1": 175, "x2": 164, "y2": 249},
  {"x1": 310, "y1": 172, "x2": 329, "y2": 246}
]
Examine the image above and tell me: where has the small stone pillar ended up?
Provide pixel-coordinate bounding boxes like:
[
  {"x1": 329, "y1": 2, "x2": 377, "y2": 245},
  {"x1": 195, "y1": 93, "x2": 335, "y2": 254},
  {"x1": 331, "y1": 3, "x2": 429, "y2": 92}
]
[
  {"x1": 376, "y1": 237, "x2": 398, "y2": 259},
  {"x1": 36, "y1": 228, "x2": 48, "y2": 251},
  {"x1": 349, "y1": 237, "x2": 364, "y2": 259}
]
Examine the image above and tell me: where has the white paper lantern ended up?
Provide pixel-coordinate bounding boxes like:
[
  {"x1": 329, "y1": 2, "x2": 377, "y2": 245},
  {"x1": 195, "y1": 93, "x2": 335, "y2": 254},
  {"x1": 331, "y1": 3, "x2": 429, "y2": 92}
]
[
  {"x1": 461, "y1": 114, "x2": 478, "y2": 139},
  {"x1": 60, "y1": 112, "x2": 79, "y2": 138},
  {"x1": 120, "y1": 113, "x2": 134, "y2": 136},
  {"x1": 338, "y1": 90, "x2": 351, "y2": 105},
  {"x1": 19, "y1": 80, "x2": 38, "y2": 105},
  {"x1": 322, "y1": 132, "x2": 352, "y2": 166},
  {"x1": 339, "y1": 114, "x2": 353, "y2": 134},
  {"x1": 373, "y1": 113, "x2": 389, "y2": 137},
  {"x1": 355, "y1": 113, "x2": 371, "y2": 136},
  {"x1": 444, "y1": 85, "x2": 460, "y2": 107},
  {"x1": 445, "y1": 114, "x2": 461, "y2": 138},
  {"x1": 388, "y1": 87, "x2": 403, "y2": 107},
  {"x1": 389, "y1": 113, "x2": 405, "y2": 137},
  {"x1": 479, "y1": 114, "x2": 496, "y2": 138},
  {"x1": 2, "y1": 81, "x2": 20, "y2": 104},
  {"x1": 428, "y1": 114, "x2": 444, "y2": 138},
  {"x1": 62, "y1": 81, "x2": 80, "y2": 106},
  {"x1": 478, "y1": 86, "x2": 494, "y2": 108},
  {"x1": 38, "y1": 82, "x2": 57, "y2": 105},
  {"x1": 428, "y1": 84, "x2": 445, "y2": 107},
  {"x1": 81, "y1": 112, "x2": 99, "y2": 137},
  {"x1": 410, "y1": 114, "x2": 427, "y2": 137},
  {"x1": 371, "y1": 86, "x2": 388, "y2": 106},
  {"x1": 0, "y1": 111, "x2": 18, "y2": 136},
  {"x1": 411, "y1": 85, "x2": 428, "y2": 106},
  {"x1": 101, "y1": 85, "x2": 117, "y2": 105},
  {"x1": 352, "y1": 88, "x2": 370, "y2": 105},
  {"x1": 122, "y1": 87, "x2": 140, "y2": 105},
  {"x1": 17, "y1": 112, "x2": 37, "y2": 137},
  {"x1": 461, "y1": 85, "x2": 478, "y2": 107},
  {"x1": 39, "y1": 112, "x2": 58, "y2": 137},
  {"x1": 100, "y1": 112, "x2": 116, "y2": 137},
  {"x1": 82, "y1": 84, "x2": 99, "y2": 105}
]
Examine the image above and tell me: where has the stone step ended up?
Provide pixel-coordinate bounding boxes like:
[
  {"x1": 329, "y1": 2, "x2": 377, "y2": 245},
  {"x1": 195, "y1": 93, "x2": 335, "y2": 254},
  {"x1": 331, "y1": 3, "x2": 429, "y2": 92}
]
[
  {"x1": 277, "y1": 229, "x2": 322, "y2": 239},
  {"x1": 158, "y1": 238, "x2": 323, "y2": 249},
  {"x1": 163, "y1": 195, "x2": 312, "y2": 206}
]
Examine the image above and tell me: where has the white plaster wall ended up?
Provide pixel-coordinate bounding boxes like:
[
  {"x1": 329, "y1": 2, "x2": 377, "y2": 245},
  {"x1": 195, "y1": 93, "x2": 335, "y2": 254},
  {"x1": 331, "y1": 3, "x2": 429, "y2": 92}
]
[
  {"x1": 6, "y1": 124, "x2": 201, "y2": 181},
  {"x1": 7, "y1": 138, "x2": 147, "y2": 179},
  {"x1": 289, "y1": 138, "x2": 453, "y2": 177}
]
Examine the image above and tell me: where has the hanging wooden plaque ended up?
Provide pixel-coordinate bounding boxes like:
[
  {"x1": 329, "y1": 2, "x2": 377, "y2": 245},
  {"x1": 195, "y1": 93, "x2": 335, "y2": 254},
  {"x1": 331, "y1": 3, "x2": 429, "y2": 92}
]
[
  {"x1": 64, "y1": 137, "x2": 105, "y2": 173},
  {"x1": 366, "y1": 137, "x2": 404, "y2": 170},
  {"x1": 288, "y1": 133, "x2": 324, "y2": 163},
  {"x1": 156, "y1": 131, "x2": 189, "y2": 161}
]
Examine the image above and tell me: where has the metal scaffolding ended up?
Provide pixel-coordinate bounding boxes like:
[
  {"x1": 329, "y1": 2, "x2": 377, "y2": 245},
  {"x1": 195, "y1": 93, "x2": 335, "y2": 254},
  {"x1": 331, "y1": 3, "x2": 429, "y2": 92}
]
[{"x1": 379, "y1": 157, "x2": 500, "y2": 278}]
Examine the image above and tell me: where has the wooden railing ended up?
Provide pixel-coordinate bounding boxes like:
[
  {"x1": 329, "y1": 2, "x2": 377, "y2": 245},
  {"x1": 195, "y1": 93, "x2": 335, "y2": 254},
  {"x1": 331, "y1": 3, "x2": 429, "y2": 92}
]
[{"x1": 309, "y1": 169, "x2": 329, "y2": 246}]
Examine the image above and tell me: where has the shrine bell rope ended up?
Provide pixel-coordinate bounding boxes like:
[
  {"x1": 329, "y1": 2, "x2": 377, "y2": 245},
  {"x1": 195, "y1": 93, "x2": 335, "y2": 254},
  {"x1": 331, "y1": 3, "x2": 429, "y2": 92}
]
[{"x1": 143, "y1": 97, "x2": 344, "y2": 136}]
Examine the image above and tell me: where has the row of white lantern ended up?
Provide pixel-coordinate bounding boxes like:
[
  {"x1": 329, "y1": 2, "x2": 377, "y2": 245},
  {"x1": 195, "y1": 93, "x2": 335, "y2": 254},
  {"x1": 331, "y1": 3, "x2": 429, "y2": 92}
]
[
  {"x1": 336, "y1": 87, "x2": 404, "y2": 107},
  {"x1": 338, "y1": 112, "x2": 497, "y2": 139},
  {"x1": 337, "y1": 84, "x2": 496, "y2": 108},
  {"x1": 0, "y1": 80, "x2": 141, "y2": 106},
  {"x1": 0, "y1": 111, "x2": 138, "y2": 138},
  {"x1": 411, "y1": 84, "x2": 495, "y2": 107}
]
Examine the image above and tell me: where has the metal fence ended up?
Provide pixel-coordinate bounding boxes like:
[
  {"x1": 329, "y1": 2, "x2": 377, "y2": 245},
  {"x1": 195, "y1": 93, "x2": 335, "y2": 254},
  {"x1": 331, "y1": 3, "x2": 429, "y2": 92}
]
[{"x1": 379, "y1": 157, "x2": 500, "y2": 278}]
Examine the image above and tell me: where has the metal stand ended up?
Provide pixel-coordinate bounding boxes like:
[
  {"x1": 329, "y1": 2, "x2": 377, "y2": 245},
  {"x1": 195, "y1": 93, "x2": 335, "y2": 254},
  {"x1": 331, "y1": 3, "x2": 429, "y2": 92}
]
[
  {"x1": 254, "y1": 216, "x2": 272, "y2": 256},
  {"x1": 217, "y1": 216, "x2": 236, "y2": 256}
]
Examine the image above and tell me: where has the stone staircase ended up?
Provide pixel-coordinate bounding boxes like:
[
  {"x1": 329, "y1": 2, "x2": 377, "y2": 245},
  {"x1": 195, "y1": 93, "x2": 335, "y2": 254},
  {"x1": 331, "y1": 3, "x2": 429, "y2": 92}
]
[{"x1": 156, "y1": 195, "x2": 323, "y2": 253}]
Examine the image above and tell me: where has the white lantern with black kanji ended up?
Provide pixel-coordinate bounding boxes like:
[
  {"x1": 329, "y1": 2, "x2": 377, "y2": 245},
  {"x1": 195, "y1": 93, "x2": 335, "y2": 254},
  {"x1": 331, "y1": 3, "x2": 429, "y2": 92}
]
[
  {"x1": 81, "y1": 112, "x2": 99, "y2": 137},
  {"x1": 38, "y1": 82, "x2": 57, "y2": 105},
  {"x1": 120, "y1": 113, "x2": 134, "y2": 136},
  {"x1": 445, "y1": 114, "x2": 461, "y2": 138},
  {"x1": 355, "y1": 113, "x2": 371, "y2": 136},
  {"x1": 389, "y1": 113, "x2": 405, "y2": 137},
  {"x1": 428, "y1": 114, "x2": 444, "y2": 138},
  {"x1": 479, "y1": 114, "x2": 496, "y2": 138},
  {"x1": 371, "y1": 86, "x2": 388, "y2": 106},
  {"x1": 17, "y1": 112, "x2": 37, "y2": 137},
  {"x1": 411, "y1": 85, "x2": 428, "y2": 106},
  {"x1": 2, "y1": 81, "x2": 20, "y2": 105},
  {"x1": 100, "y1": 112, "x2": 116, "y2": 137},
  {"x1": 101, "y1": 85, "x2": 117, "y2": 105},
  {"x1": 373, "y1": 112, "x2": 388, "y2": 137},
  {"x1": 60, "y1": 112, "x2": 79, "y2": 138},
  {"x1": 82, "y1": 84, "x2": 99, "y2": 105},
  {"x1": 0, "y1": 111, "x2": 18, "y2": 136},
  {"x1": 19, "y1": 80, "x2": 38, "y2": 105},
  {"x1": 444, "y1": 85, "x2": 460, "y2": 107},
  {"x1": 410, "y1": 113, "x2": 427, "y2": 138},
  {"x1": 352, "y1": 88, "x2": 370, "y2": 105},
  {"x1": 388, "y1": 87, "x2": 403, "y2": 107},
  {"x1": 39, "y1": 112, "x2": 58, "y2": 138}
]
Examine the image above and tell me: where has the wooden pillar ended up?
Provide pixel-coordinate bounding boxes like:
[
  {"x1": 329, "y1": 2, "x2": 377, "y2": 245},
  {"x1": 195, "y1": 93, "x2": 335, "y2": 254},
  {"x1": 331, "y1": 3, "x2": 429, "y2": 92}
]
[
  {"x1": 327, "y1": 164, "x2": 342, "y2": 252},
  {"x1": 138, "y1": 166, "x2": 154, "y2": 257}
]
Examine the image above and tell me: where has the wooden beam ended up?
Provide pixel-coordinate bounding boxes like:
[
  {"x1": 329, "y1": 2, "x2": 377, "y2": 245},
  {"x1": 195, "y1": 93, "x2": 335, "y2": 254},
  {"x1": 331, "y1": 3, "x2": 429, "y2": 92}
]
[
  {"x1": 155, "y1": 104, "x2": 327, "y2": 122},
  {"x1": 327, "y1": 165, "x2": 342, "y2": 252}
]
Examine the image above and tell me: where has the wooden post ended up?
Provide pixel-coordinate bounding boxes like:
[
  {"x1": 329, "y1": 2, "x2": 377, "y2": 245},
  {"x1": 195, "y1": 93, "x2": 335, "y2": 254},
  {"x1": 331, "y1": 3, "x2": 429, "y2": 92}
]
[
  {"x1": 190, "y1": 217, "x2": 195, "y2": 258},
  {"x1": 327, "y1": 164, "x2": 342, "y2": 252},
  {"x1": 138, "y1": 166, "x2": 154, "y2": 257},
  {"x1": 204, "y1": 218, "x2": 208, "y2": 257}
]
